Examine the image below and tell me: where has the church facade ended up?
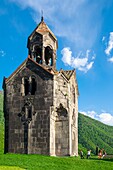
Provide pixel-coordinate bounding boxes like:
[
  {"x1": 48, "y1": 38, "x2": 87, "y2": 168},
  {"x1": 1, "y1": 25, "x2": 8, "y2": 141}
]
[{"x1": 3, "y1": 17, "x2": 79, "y2": 156}]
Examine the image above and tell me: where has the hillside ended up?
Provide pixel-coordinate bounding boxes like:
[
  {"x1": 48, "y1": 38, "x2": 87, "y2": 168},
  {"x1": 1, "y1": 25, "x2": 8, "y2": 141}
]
[
  {"x1": 0, "y1": 92, "x2": 3, "y2": 124},
  {"x1": 78, "y1": 113, "x2": 113, "y2": 154},
  {"x1": 0, "y1": 92, "x2": 4, "y2": 154},
  {"x1": 0, "y1": 93, "x2": 113, "y2": 155}
]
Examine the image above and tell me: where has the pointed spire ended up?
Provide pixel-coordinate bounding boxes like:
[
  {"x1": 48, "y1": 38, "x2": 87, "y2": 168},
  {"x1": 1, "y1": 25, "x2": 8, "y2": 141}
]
[{"x1": 41, "y1": 10, "x2": 44, "y2": 22}]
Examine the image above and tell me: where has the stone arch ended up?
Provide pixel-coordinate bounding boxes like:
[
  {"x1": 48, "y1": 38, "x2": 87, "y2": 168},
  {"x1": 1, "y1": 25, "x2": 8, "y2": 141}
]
[
  {"x1": 56, "y1": 103, "x2": 68, "y2": 117},
  {"x1": 44, "y1": 46, "x2": 53, "y2": 66},
  {"x1": 34, "y1": 45, "x2": 42, "y2": 64}
]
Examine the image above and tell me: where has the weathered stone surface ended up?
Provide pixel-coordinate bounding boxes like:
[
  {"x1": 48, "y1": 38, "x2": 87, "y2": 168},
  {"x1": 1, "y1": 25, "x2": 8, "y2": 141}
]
[{"x1": 3, "y1": 18, "x2": 78, "y2": 156}]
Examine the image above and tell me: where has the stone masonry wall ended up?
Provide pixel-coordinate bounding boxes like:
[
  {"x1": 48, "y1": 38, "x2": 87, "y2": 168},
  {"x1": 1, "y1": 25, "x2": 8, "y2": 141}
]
[
  {"x1": 55, "y1": 117, "x2": 69, "y2": 156},
  {"x1": 4, "y1": 60, "x2": 53, "y2": 154},
  {"x1": 54, "y1": 74, "x2": 69, "y2": 156}
]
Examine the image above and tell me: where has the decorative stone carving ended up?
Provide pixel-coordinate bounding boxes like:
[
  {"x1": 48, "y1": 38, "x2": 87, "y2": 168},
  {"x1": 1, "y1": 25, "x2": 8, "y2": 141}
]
[
  {"x1": 56, "y1": 103, "x2": 68, "y2": 117},
  {"x1": 18, "y1": 97, "x2": 36, "y2": 125}
]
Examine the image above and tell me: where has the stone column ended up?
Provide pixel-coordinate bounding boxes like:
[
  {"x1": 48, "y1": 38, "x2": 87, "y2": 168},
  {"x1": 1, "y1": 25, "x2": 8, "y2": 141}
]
[
  {"x1": 21, "y1": 77, "x2": 25, "y2": 96},
  {"x1": 31, "y1": 46, "x2": 35, "y2": 60},
  {"x1": 75, "y1": 91, "x2": 78, "y2": 156},
  {"x1": 29, "y1": 76, "x2": 32, "y2": 95},
  {"x1": 50, "y1": 113, "x2": 56, "y2": 156},
  {"x1": 68, "y1": 83, "x2": 72, "y2": 156},
  {"x1": 49, "y1": 76, "x2": 56, "y2": 156},
  {"x1": 52, "y1": 50, "x2": 56, "y2": 69},
  {"x1": 28, "y1": 121, "x2": 32, "y2": 154},
  {"x1": 42, "y1": 46, "x2": 45, "y2": 65}
]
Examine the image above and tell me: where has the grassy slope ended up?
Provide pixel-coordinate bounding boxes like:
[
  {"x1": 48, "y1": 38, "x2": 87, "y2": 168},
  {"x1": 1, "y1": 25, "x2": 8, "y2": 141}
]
[
  {"x1": 78, "y1": 113, "x2": 113, "y2": 154},
  {"x1": 0, "y1": 154, "x2": 113, "y2": 170}
]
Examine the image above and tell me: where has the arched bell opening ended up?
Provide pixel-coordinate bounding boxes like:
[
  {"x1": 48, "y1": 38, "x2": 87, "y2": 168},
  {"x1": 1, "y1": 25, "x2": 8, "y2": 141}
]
[
  {"x1": 34, "y1": 46, "x2": 42, "y2": 64},
  {"x1": 45, "y1": 46, "x2": 53, "y2": 66}
]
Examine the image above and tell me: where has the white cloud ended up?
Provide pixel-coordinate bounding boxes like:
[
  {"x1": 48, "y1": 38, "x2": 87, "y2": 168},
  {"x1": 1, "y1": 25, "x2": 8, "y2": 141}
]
[
  {"x1": 107, "y1": 57, "x2": 113, "y2": 63},
  {"x1": 105, "y1": 32, "x2": 113, "y2": 55},
  {"x1": 102, "y1": 36, "x2": 105, "y2": 42},
  {"x1": 61, "y1": 47, "x2": 72, "y2": 65},
  {"x1": 86, "y1": 61, "x2": 94, "y2": 70},
  {"x1": 8, "y1": 0, "x2": 108, "y2": 51},
  {"x1": 0, "y1": 50, "x2": 6, "y2": 57},
  {"x1": 61, "y1": 47, "x2": 95, "y2": 73},
  {"x1": 98, "y1": 113, "x2": 113, "y2": 126},
  {"x1": 80, "y1": 110, "x2": 97, "y2": 119},
  {"x1": 80, "y1": 110, "x2": 113, "y2": 126},
  {"x1": 80, "y1": 111, "x2": 87, "y2": 116},
  {"x1": 73, "y1": 57, "x2": 88, "y2": 68}
]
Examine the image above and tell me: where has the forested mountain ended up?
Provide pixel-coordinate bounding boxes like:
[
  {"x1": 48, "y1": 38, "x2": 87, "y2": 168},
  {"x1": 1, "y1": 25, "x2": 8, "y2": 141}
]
[
  {"x1": 0, "y1": 93, "x2": 113, "y2": 154},
  {"x1": 78, "y1": 113, "x2": 113, "y2": 154}
]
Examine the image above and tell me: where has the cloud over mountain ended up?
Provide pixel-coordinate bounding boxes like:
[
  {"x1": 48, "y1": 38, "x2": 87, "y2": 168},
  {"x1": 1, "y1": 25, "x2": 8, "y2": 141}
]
[{"x1": 80, "y1": 110, "x2": 113, "y2": 126}]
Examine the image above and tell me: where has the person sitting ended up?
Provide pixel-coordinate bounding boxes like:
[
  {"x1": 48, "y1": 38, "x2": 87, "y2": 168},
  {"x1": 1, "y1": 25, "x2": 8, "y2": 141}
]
[
  {"x1": 102, "y1": 150, "x2": 106, "y2": 158},
  {"x1": 98, "y1": 149, "x2": 102, "y2": 159}
]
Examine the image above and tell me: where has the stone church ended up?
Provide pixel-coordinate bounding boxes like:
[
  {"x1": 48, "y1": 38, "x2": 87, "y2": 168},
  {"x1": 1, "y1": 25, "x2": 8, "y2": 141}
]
[{"x1": 3, "y1": 17, "x2": 79, "y2": 156}]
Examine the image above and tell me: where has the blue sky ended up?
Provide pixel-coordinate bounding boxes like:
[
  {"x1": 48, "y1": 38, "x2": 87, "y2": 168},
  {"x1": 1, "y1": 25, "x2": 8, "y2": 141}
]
[{"x1": 0, "y1": 0, "x2": 113, "y2": 126}]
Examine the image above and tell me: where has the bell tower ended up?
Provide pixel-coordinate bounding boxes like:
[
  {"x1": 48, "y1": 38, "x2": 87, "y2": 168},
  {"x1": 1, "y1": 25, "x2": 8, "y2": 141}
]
[
  {"x1": 3, "y1": 17, "x2": 78, "y2": 156},
  {"x1": 27, "y1": 17, "x2": 58, "y2": 70}
]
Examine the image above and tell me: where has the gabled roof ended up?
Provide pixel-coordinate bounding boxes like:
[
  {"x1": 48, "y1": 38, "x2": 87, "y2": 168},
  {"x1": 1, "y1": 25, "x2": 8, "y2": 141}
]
[
  {"x1": 27, "y1": 56, "x2": 55, "y2": 76},
  {"x1": 28, "y1": 20, "x2": 57, "y2": 42},
  {"x1": 5, "y1": 56, "x2": 55, "y2": 84},
  {"x1": 59, "y1": 69, "x2": 79, "y2": 95},
  {"x1": 59, "y1": 69, "x2": 75, "y2": 81}
]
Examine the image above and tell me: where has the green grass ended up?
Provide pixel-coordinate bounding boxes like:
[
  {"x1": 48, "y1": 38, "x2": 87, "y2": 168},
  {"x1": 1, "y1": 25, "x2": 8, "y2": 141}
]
[
  {"x1": 0, "y1": 124, "x2": 4, "y2": 154},
  {"x1": 0, "y1": 154, "x2": 113, "y2": 170},
  {"x1": 0, "y1": 166, "x2": 25, "y2": 170},
  {"x1": 0, "y1": 93, "x2": 113, "y2": 169}
]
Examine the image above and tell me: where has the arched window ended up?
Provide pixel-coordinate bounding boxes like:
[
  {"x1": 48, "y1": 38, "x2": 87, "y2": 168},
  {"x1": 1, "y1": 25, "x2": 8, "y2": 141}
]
[
  {"x1": 45, "y1": 46, "x2": 53, "y2": 66},
  {"x1": 22, "y1": 77, "x2": 36, "y2": 96},
  {"x1": 31, "y1": 77, "x2": 36, "y2": 95},
  {"x1": 24, "y1": 78, "x2": 29, "y2": 96}
]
